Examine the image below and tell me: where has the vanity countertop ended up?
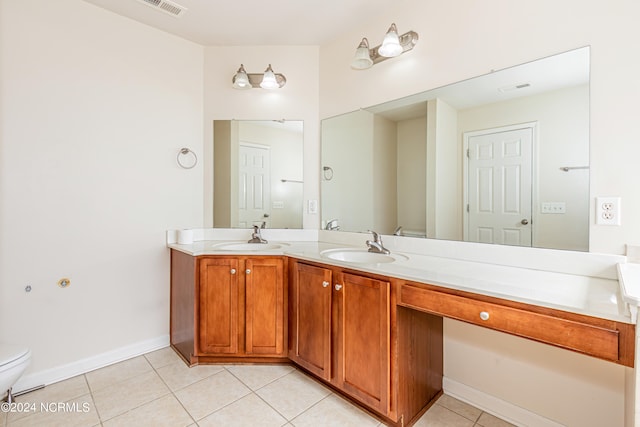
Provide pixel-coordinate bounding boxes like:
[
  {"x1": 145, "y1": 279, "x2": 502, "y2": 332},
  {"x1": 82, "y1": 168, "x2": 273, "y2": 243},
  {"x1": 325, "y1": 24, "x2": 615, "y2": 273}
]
[{"x1": 168, "y1": 239, "x2": 631, "y2": 324}]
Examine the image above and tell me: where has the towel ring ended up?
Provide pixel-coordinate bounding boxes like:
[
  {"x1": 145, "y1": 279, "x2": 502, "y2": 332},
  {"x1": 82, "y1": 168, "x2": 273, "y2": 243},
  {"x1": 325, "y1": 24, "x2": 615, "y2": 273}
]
[
  {"x1": 177, "y1": 148, "x2": 197, "y2": 169},
  {"x1": 322, "y1": 166, "x2": 334, "y2": 181}
]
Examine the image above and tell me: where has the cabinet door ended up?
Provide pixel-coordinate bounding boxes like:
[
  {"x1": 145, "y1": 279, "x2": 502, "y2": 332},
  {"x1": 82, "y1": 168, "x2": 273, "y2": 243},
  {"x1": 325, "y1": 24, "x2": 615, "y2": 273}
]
[
  {"x1": 291, "y1": 263, "x2": 332, "y2": 380},
  {"x1": 245, "y1": 258, "x2": 285, "y2": 355},
  {"x1": 337, "y1": 272, "x2": 390, "y2": 413},
  {"x1": 198, "y1": 257, "x2": 239, "y2": 354}
]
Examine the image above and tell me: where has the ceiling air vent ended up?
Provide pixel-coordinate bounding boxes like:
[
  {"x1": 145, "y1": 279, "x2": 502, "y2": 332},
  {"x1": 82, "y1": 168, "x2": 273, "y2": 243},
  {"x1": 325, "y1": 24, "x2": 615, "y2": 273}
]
[{"x1": 136, "y1": 0, "x2": 187, "y2": 17}]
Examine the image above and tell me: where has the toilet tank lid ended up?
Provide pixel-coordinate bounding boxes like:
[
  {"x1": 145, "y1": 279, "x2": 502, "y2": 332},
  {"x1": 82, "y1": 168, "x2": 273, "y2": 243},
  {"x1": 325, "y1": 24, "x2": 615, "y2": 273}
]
[{"x1": 0, "y1": 344, "x2": 30, "y2": 365}]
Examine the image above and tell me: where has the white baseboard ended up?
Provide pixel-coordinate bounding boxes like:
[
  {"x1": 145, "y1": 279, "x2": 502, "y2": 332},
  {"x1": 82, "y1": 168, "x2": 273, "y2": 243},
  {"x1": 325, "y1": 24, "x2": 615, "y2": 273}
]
[
  {"x1": 443, "y1": 376, "x2": 565, "y2": 427},
  {"x1": 13, "y1": 335, "x2": 170, "y2": 393}
]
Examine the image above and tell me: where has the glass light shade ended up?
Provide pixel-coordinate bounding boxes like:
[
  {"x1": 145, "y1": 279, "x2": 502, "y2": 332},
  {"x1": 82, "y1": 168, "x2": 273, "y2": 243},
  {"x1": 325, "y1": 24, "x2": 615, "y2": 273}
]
[
  {"x1": 260, "y1": 64, "x2": 279, "y2": 89},
  {"x1": 378, "y1": 24, "x2": 403, "y2": 57},
  {"x1": 232, "y1": 64, "x2": 251, "y2": 89},
  {"x1": 351, "y1": 38, "x2": 373, "y2": 70}
]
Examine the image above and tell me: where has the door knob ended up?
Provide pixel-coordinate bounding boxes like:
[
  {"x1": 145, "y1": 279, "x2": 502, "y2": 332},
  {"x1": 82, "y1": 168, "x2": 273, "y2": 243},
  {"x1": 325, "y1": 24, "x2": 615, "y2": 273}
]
[
  {"x1": 335, "y1": 284, "x2": 342, "y2": 291},
  {"x1": 322, "y1": 281, "x2": 330, "y2": 288},
  {"x1": 521, "y1": 219, "x2": 529, "y2": 225},
  {"x1": 230, "y1": 269, "x2": 236, "y2": 275},
  {"x1": 245, "y1": 269, "x2": 251, "y2": 274}
]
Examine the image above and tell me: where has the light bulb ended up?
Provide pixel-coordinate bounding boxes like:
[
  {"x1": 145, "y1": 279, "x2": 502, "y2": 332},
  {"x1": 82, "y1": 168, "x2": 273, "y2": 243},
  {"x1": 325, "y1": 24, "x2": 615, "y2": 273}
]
[
  {"x1": 351, "y1": 38, "x2": 373, "y2": 70},
  {"x1": 260, "y1": 64, "x2": 279, "y2": 89},
  {"x1": 232, "y1": 64, "x2": 251, "y2": 89},
  {"x1": 378, "y1": 23, "x2": 403, "y2": 57}
]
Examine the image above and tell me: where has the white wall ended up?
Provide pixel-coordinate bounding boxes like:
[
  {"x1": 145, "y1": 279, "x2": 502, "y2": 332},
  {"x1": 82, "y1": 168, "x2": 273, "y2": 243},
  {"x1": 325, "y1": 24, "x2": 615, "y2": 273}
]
[
  {"x1": 321, "y1": 110, "x2": 374, "y2": 232},
  {"x1": 397, "y1": 117, "x2": 427, "y2": 235},
  {"x1": 372, "y1": 115, "x2": 398, "y2": 233},
  {"x1": 459, "y1": 85, "x2": 590, "y2": 251},
  {"x1": 430, "y1": 98, "x2": 460, "y2": 241},
  {"x1": 319, "y1": 0, "x2": 639, "y2": 425},
  {"x1": 0, "y1": 0, "x2": 204, "y2": 377}
]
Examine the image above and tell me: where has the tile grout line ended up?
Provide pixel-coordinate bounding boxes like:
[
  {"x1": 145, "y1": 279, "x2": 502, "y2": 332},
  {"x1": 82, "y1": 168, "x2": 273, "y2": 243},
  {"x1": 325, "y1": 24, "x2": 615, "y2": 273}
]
[
  {"x1": 288, "y1": 392, "x2": 336, "y2": 425},
  {"x1": 436, "y1": 403, "x2": 483, "y2": 425},
  {"x1": 182, "y1": 365, "x2": 290, "y2": 423},
  {"x1": 143, "y1": 353, "x2": 198, "y2": 426},
  {"x1": 91, "y1": 356, "x2": 172, "y2": 425},
  {"x1": 155, "y1": 364, "x2": 252, "y2": 423},
  {"x1": 82, "y1": 373, "x2": 104, "y2": 425},
  {"x1": 228, "y1": 367, "x2": 307, "y2": 424}
]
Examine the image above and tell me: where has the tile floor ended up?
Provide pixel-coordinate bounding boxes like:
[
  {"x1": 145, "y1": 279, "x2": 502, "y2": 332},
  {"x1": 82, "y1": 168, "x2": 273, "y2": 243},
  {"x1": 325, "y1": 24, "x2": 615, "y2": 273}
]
[{"x1": 1, "y1": 347, "x2": 516, "y2": 427}]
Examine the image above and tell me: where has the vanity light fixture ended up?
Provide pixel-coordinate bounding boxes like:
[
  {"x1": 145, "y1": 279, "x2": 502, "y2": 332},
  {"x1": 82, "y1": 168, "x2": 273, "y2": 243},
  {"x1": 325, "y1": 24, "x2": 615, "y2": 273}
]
[
  {"x1": 351, "y1": 23, "x2": 418, "y2": 70},
  {"x1": 232, "y1": 63, "x2": 286, "y2": 89}
]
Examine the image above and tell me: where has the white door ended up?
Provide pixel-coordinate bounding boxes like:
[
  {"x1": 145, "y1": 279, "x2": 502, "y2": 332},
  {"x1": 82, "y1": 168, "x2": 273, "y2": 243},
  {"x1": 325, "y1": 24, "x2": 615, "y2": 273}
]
[
  {"x1": 238, "y1": 144, "x2": 271, "y2": 228},
  {"x1": 465, "y1": 125, "x2": 533, "y2": 246}
]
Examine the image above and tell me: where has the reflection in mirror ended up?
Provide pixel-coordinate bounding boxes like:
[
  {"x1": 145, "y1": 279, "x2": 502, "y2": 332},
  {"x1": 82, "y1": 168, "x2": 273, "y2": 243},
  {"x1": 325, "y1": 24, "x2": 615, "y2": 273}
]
[
  {"x1": 213, "y1": 120, "x2": 303, "y2": 229},
  {"x1": 321, "y1": 47, "x2": 589, "y2": 251}
]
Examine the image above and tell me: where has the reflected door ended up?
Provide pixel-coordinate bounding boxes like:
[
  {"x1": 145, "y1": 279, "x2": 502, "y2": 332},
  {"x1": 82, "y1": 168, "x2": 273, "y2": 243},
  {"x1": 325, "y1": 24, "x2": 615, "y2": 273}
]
[
  {"x1": 465, "y1": 125, "x2": 533, "y2": 246},
  {"x1": 238, "y1": 144, "x2": 271, "y2": 228}
]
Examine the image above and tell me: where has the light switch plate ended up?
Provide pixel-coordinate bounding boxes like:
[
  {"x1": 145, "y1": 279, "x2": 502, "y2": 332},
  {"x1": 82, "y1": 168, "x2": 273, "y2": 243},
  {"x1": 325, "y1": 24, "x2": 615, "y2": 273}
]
[
  {"x1": 541, "y1": 202, "x2": 566, "y2": 214},
  {"x1": 307, "y1": 199, "x2": 318, "y2": 214}
]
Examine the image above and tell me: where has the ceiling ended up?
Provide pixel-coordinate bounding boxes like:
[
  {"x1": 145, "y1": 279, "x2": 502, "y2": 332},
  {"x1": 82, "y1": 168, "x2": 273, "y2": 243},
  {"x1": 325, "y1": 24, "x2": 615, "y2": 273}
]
[
  {"x1": 367, "y1": 46, "x2": 590, "y2": 120},
  {"x1": 82, "y1": 0, "x2": 396, "y2": 46}
]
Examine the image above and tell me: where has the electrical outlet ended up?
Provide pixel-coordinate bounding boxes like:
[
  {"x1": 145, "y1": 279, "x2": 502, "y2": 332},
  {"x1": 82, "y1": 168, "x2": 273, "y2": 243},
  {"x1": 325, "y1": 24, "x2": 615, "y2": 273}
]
[{"x1": 596, "y1": 197, "x2": 621, "y2": 225}]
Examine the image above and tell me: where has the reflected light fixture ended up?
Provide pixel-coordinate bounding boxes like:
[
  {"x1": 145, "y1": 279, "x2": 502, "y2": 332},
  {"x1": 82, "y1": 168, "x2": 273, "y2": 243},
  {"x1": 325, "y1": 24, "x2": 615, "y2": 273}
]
[
  {"x1": 351, "y1": 23, "x2": 418, "y2": 70},
  {"x1": 232, "y1": 63, "x2": 286, "y2": 89}
]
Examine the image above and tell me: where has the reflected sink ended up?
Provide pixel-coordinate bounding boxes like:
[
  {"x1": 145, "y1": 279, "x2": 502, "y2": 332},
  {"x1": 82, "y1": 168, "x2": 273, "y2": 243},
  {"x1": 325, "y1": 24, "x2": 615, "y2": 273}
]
[
  {"x1": 212, "y1": 242, "x2": 286, "y2": 251},
  {"x1": 320, "y1": 248, "x2": 408, "y2": 264}
]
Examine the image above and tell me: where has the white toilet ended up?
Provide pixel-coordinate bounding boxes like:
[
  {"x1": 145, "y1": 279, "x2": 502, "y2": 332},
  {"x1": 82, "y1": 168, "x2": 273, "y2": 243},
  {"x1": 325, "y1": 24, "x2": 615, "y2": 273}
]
[{"x1": 0, "y1": 344, "x2": 31, "y2": 403}]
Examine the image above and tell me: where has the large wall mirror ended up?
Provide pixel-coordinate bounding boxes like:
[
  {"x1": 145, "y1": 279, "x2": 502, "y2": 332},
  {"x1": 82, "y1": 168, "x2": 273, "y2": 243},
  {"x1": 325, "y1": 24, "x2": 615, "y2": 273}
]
[
  {"x1": 213, "y1": 120, "x2": 304, "y2": 229},
  {"x1": 321, "y1": 47, "x2": 590, "y2": 251}
]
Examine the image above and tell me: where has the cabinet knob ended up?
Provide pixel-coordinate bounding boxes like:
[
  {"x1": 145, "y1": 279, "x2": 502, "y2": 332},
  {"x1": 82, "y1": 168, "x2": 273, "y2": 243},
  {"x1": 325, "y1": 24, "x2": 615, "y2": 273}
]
[
  {"x1": 322, "y1": 281, "x2": 330, "y2": 288},
  {"x1": 335, "y1": 284, "x2": 342, "y2": 291},
  {"x1": 230, "y1": 269, "x2": 236, "y2": 275},
  {"x1": 479, "y1": 311, "x2": 490, "y2": 321},
  {"x1": 246, "y1": 269, "x2": 251, "y2": 274}
]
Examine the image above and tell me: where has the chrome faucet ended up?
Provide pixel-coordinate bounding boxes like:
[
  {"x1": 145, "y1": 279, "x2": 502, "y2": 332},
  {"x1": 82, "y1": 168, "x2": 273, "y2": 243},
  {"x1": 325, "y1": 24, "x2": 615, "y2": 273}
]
[
  {"x1": 325, "y1": 219, "x2": 340, "y2": 231},
  {"x1": 248, "y1": 225, "x2": 268, "y2": 244},
  {"x1": 366, "y1": 230, "x2": 390, "y2": 254},
  {"x1": 393, "y1": 226, "x2": 403, "y2": 236}
]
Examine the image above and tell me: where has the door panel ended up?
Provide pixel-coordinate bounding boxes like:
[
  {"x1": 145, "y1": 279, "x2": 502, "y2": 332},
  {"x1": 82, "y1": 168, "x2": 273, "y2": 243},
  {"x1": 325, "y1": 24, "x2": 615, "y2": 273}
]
[
  {"x1": 238, "y1": 144, "x2": 271, "y2": 228},
  {"x1": 292, "y1": 263, "x2": 332, "y2": 380},
  {"x1": 245, "y1": 258, "x2": 285, "y2": 355},
  {"x1": 467, "y1": 126, "x2": 533, "y2": 246},
  {"x1": 338, "y1": 272, "x2": 390, "y2": 413},
  {"x1": 198, "y1": 258, "x2": 239, "y2": 354}
]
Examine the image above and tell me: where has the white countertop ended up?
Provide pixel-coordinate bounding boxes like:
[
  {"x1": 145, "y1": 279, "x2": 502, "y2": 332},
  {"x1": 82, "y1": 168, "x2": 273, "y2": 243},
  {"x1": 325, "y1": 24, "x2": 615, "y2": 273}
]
[{"x1": 168, "y1": 238, "x2": 632, "y2": 324}]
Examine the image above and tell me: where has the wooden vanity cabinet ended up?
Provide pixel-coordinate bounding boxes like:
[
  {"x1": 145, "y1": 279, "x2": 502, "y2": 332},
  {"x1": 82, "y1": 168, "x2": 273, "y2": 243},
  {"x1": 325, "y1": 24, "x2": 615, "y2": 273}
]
[
  {"x1": 398, "y1": 281, "x2": 635, "y2": 367},
  {"x1": 336, "y1": 271, "x2": 391, "y2": 413},
  {"x1": 198, "y1": 257, "x2": 239, "y2": 354},
  {"x1": 289, "y1": 259, "x2": 442, "y2": 425},
  {"x1": 289, "y1": 261, "x2": 391, "y2": 413},
  {"x1": 288, "y1": 262, "x2": 332, "y2": 380},
  {"x1": 170, "y1": 250, "x2": 287, "y2": 364}
]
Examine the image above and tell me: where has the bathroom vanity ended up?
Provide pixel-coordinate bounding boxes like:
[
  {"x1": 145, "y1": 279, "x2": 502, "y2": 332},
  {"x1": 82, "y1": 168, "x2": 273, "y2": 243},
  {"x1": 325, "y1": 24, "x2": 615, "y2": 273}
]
[
  {"x1": 171, "y1": 253, "x2": 288, "y2": 363},
  {"x1": 169, "y1": 236, "x2": 635, "y2": 426}
]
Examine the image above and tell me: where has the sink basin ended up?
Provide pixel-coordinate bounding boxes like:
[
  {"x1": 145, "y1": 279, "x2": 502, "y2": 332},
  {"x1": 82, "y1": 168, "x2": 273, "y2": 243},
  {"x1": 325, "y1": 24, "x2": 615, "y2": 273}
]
[
  {"x1": 212, "y1": 242, "x2": 286, "y2": 251},
  {"x1": 320, "y1": 248, "x2": 408, "y2": 264}
]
